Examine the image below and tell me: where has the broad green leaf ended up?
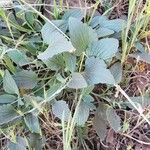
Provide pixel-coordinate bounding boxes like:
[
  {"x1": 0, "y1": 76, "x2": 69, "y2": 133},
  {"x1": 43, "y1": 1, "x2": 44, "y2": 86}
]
[
  {"x1": 75, "y1": 101, "x2": 90, "y2": 126},
  {"x1": 38, "y1": 31, "x2": 74, "y2": 60},
  {"x1": 14, "y1": 70, "x2": 38, "y2": 89},
  {"x1": 135, "y1": 42, "x2": 145, "y2": 53},
  {"x1": 110, "y1": 62, "x2": 122, "y2": 84},
  {"x1": 69, "y1": 17, "x2": 98, "y2": 55},
  {"x1": 8, "y1": 136, "x2": 28, "y2": 150},
  {"x1": 24, "y1": 113, "x2": 41, "y2": 134},
  {"x1": 106, "y1": 107, "x2": 121, "y2": 132},
  {"x1": 130, "y1": 52, "x2": 150, "y2": 64},
  {"x1": 41, "y1": 20, "x2": 67, "y2": 44},
  {"x1": 44, "y1": 54, "x2": 65, "y2": 71},
  {"x1": 90, "y1": 16, "x2": 108, "y2": 28},
  {"x1": 90, "y1": 16, "x2": 126, "y2": 32},
  {"x1": 62, "y1": 9, "x2": 83, "y2": 20},
  {"x1": 96, "y1": 27, "x2": 114, "y2": 38},
  {"x1": 7, "y1": 49, "x2": 30, "y2": 66},
  {"x1": 64, "y1": 53, "x2": 76, "y2": 73},
  {"x1": 0, "y1": 94, "x2": 16, "y2": 104},
  {"x1": 102, "y1": 19, "x2": 126, "y2": 32},
  {"x1": 28, "y1": 133, "x2": 43, "y2": 150},
  {"x1": 39, "y1": 19, "x2": 74, "y2": 60},
  {"x1": 82, "y1": 95, "x2": 96, "y2": 110},
  {"x1": 67, "y1": 72, "x2": 88, "y2": 89},
  {"x1": 0, "y1": 104, "x2": 20, "y2": 125},
  {"x1": 81, "y1": 86, "x2": 94, "y2": 95},
  {"x1": 52, "y1": 100, "x2": 71, "y2": 121},
  {"x1": 83, "y1": 57, "x2": 115, "y2": 85},
  {"x1": 3, "y1": 70, "x2": 19, "y2": 95},
  {"x1": 25, "y1": 11, "x2": 35, "y2": 26},
  {"x1": 87, "y1": 38, "x2": 119, "y2": 60},
  {"x1": 93, "y1": 103, "x2": 108, "y2": 141},
  {"x1": 68, "y1": 58, "x2": 115, "y2": 89}
]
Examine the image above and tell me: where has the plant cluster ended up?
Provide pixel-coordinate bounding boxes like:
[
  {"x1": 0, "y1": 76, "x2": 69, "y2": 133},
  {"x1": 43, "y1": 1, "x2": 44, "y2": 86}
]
[{"x1": 0, "y1": 2, "x2": 150, "y2": 149}]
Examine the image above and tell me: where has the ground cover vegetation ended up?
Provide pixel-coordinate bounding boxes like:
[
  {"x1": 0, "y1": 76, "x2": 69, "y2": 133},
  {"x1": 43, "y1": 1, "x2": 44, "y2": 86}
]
[{"x1": 0, "y1": 0, "x2": 150, "y2": 149}]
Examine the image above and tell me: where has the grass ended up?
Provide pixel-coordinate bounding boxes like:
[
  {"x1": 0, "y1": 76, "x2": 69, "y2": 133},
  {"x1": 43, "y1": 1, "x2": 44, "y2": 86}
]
[{"x1": 121, "y1": 0, "x2": 150, "y2": 63}]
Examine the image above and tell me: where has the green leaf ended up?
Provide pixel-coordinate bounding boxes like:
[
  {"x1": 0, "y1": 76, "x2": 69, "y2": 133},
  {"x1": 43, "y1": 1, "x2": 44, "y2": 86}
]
[
  {"x1": 110, "y1": 62, "x2": 122, "y2": 84},
  {"x1": 106, "y1": 107, "x2": 121, "y2": 132},
  {"x1": 44, "y1": 54, "x2": 65, "y2": 71},
  {"x1": 64, "y1": 53, "x2": 76, "y2": 73},
  {"x1": 82, "y1": 95, "x2": 96, "y2": 110},
  {"x1": 62, "y1": 9, "x2": 83, "y2": 20},
  {"x1": 24, "y1": 113, "x2": 41, "y2": 134},
  {"x1": 46, "y1": 83, "x2": 64, "y2": 100},
  {"x1": 130, "y1": 51, "x2": 150, "y2": 64},
  {"x1": 14, "y1": 70, "x2": 38, "y2": 89},
  {"x1": 83, "y1": 57, "x2": 115, "y2": 85},
  {"x1": 68, "y1": 57, "x2": 115, "y2": 89},
  {"x1": 0, "y1": 104, "x2": 20, "y2": 125},
  {"x1": 135, "y1": 42, "x2": 145, "y2": 53},
  {"x1": 8, "y1": 136, "x2": 28, "y2": 150},
  {"x1": 96, "y1": 27, "x2": 114, "y2": 38},
  {"x1": 75, "y1": 95, "x2": 95, "y2": 126},
  {"x1": 28, "y1": 133, "x2": 43, "y2": 150},
  {"x1": 67, "y1": 72, "x2": 88, "y2": 89},
  {"x1": 93, "y1": 103, "x2": 108, "y2": 141},
  {"x1": 75, "y1": 101, "x2": 90, "y2": 126},
  {"x1": 90, "y1": 16, "x2": 126, "y2": 32},
  {"x1": 41, "y1": 20, "x2": 67, "y2": 44},
  {"x1": 3, "y1": 70, "x2": 19, "y2": 95},
  {"x1": 81, "y1": 86, "x2": 94, "y2": 95},
  {"x1": 102, "y1": 19, "x2": 126, "y2": 32},
  {"x1": 0, "y1": 94, "x2": 17, "y2": 104},
  {"x1": 7, "y1": 49, "x2": 30, "y2": 66},
  {"x1": 52, "y1": 100, "x2": 71, "y2": 121},
  {"x1": 25, "y1": 11, "x2": 35, "y2": 26},
  {"x1": 38, "y1": 31, "x2": 74, "y2": 60},
  {"x1": 90, "y1": 16, "x2": 108, "y2": 28},
  {"x1": 39, "y1": 19, "x2": 74, "y2": 60},
  {"x1": 3, "y1": 56, "x2": 16, "y2": 73},
  {"x1": 123, "y1": 96, "x2": 150, "y2": 109},
  {"x1": 69, "y1": 17, "x2": 97, "y2": 55},
  {"x1": 87, "y1": 38, "x2": 119, "y2": 60}
]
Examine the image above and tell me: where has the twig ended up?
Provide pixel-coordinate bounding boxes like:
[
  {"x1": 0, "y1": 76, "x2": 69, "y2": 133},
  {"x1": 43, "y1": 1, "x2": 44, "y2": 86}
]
[{"x1": 123, "y1": 133, "x2": 150, "y2": 145}]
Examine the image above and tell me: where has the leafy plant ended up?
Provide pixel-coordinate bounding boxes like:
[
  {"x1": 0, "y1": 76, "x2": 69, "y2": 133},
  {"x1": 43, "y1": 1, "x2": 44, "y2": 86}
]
[{"x1": 2, "y1": 2, "x2": 148, "y2": 149}]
